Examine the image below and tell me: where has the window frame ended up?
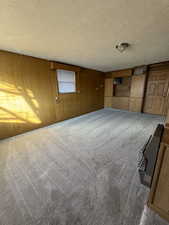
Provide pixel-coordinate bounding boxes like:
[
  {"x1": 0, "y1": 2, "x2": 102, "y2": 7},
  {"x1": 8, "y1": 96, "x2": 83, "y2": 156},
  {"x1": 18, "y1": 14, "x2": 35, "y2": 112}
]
[{"x1": 56, "y1": 69, "x2": 77, "y2": 94}]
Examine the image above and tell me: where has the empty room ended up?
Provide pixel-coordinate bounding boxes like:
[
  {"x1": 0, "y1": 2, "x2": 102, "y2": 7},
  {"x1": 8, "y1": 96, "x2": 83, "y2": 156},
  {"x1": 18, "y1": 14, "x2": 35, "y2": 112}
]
[{"x1": 1, "y1": 0, "x2": 169, "y2": 224}]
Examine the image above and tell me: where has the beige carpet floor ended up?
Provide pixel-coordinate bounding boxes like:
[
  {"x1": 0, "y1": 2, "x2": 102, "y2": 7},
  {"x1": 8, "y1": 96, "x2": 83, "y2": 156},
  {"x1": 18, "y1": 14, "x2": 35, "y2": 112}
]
[{"x1": 0, "y1": 108, "x2": 168, "y2": 225}]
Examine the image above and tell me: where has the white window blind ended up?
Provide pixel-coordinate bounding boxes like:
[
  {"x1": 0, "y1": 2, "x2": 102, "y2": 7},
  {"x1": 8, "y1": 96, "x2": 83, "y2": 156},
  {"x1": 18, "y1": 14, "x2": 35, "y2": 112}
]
[{"x1": 57, "y1": 70, "x2": 76, "y2": 93}]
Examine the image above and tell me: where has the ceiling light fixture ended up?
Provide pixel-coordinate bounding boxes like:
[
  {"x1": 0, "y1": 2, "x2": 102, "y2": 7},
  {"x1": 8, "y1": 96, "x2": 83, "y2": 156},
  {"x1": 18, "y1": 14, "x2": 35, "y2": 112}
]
[{"x1": 116, "y1": 42, "x2": 130, "y2": 53}]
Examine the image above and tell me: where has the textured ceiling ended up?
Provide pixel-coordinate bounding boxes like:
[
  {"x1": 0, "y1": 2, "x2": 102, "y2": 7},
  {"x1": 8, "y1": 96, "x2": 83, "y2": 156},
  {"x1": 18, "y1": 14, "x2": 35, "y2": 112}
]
[{"x1": 0, "y1": 0, "x2": 169, "y2": 72}]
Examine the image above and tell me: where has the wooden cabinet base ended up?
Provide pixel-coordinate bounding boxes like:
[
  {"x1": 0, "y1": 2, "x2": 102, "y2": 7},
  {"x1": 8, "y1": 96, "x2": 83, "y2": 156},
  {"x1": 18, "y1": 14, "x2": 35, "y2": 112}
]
[
  {"x1": 129, "y1": 97, "x2": 143, "y2": 112},
  {"x1": 148, "y1": 127, "x2": 169, "y2": 223},
  {"x1": 104, "y1": 97, "x2": 112, "y2": 107},
  {"x1": 112, "y1": 97, "x2": 129, "y2": 110}
]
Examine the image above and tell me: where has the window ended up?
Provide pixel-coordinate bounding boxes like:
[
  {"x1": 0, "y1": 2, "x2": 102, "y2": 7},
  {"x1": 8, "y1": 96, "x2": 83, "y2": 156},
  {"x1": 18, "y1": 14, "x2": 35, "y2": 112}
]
[{"x1": 57, "y1": 69, "x2": 76, "y2": 93}]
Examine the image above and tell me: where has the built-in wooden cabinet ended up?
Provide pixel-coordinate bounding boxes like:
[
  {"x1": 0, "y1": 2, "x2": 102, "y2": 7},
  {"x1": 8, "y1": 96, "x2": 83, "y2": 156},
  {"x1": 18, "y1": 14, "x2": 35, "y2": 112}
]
[
  {"x1": 148, "y1": 126, "x2": 169, "y2": 222},
  {"x1": 114, "y1": 77, "x2": 131, "y2": 97},
  {"x1": 104, "y1": 68, "x2": 147, "y2": 112},
  {"x1": 129, "y1": 74, "x2": 146, "y2": 112},
  {"x1": 112, "y1": 97, "x2": 129, "y2": 110},
  {"x1": 130, "y1": 74, "x2": 146, "y2": 98},
  {"x1": 129, "y1": 98, "x2": 143, "y2": 112},
  {"x1": 104, "y1": 64, "x2": 169, "y2": 115},
  {"x1": 104, "y1": 78, "x2": 113, "y2": 97},
  {"x1": 104, "y1": 70, "x2": 132, "y2": 110},
  {"x1": 143, "y1": 64, "x2": 169, "y2": 116},
  {"x1": 107, "y1": 69, "x2": 132, "y2": 78},
  {"x1": 104, "y1": 97, "x2": 112, "y2": 108},
  {"x1": 104, "y1": 78, "x2": 113, "y2": 108}
]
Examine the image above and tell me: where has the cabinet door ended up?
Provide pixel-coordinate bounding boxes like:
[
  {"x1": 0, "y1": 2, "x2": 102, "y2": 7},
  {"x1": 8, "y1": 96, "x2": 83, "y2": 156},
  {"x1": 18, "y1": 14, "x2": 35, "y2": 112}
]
[
  {"x1": 143, "y1": 69, "x2": 169, "y2": 115},
  {"x1": 148, "y1": 142, "x2": 169, "y2": 222},
  {"x1": 104, "y1": 78, "x2": 113, "y2": 97},
  {"x1": 129, "y1": 74, "x2": 146, "y2": 112},
  {"x1": 130, "y1": 74, "x2": 146, "y2": 98}
]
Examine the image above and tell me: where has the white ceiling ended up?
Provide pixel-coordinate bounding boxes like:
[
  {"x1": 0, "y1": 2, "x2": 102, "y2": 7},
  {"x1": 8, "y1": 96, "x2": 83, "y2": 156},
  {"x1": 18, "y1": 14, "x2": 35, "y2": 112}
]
[{"x1": 0, "y1": 0, "x2": 169, "y2": 72}]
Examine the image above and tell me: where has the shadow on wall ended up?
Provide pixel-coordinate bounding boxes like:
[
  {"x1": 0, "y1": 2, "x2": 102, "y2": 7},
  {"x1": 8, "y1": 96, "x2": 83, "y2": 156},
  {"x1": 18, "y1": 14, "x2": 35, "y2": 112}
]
[
  {"x1": 0, "y1": 81, "x2": 41, "y2": 124},
  {"x1": 0, "y1": 80, "x2": 44, "y2": 138}
]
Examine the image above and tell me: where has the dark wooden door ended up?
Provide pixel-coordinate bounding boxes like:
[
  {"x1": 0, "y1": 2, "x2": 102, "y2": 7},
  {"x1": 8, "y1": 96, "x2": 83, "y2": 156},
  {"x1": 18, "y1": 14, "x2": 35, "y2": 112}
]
[{"x1": 143, "y1": 66, "x2": 169, "y2": 115}]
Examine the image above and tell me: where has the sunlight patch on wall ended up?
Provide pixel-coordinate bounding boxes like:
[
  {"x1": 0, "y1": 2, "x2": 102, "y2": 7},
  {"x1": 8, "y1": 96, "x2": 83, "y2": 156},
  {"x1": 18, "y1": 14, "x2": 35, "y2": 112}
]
[
  {"x1": 0, "y1": 81, "x2": 41, "y2": 124},
  {"x1": 0, "y1": 108, "x2": 27, "y2": 123}
]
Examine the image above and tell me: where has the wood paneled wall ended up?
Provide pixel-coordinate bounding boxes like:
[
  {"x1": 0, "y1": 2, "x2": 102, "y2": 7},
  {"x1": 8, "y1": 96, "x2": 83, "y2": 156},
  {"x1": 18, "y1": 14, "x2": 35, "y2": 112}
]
[
  {"x1": 0, "y1": 50, "x2": 104, "y2": 139},
  {"x1": 53, "y1": 68, "x2": 104, "y2": 122},
  {"x1": 0, "y1": 51, "x2": 57, "y2": 139}
]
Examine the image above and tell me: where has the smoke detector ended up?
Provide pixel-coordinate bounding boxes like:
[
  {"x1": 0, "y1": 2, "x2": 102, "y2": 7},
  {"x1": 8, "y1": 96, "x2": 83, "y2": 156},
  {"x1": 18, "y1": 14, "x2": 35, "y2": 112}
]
[{"x1": 116, "y1": 42, "x2": 130, "y2": 53}]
